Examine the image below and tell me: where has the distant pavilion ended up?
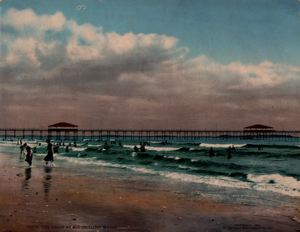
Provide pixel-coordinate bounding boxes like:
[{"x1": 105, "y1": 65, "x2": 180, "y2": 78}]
[
  {"x1": 242, "y1": 124, "x2": 276, "y2": 139},
  {"x1": 243, "y1": 124, "x2": 275, "y2": 132},
  {"x1": 48, "y1": 122, "x2": 78, "y2": 140}
]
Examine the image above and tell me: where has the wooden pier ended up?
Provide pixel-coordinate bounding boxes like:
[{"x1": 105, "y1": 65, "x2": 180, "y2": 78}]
[{"x1": 0, "y1": 128, "x2": 299, "y2": 142}]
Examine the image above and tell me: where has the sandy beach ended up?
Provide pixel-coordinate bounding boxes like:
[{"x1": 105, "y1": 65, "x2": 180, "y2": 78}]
[{"x1": 0, "y1": 151, "x2": 299, "y2": 232}]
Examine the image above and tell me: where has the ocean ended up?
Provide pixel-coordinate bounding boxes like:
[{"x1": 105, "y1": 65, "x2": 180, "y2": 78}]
[{"x1": 1, "y1": 138, "x2": 299, "y2": 199}]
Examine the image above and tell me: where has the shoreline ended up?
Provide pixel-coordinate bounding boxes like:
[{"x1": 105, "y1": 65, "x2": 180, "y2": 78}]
[{"x1": 0, "y1": 152, "x2": 299, "y2": 232}]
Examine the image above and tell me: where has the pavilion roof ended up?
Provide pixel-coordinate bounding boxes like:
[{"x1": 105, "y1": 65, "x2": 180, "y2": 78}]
[
  {"x1": 244, "y1": 124, "x2": 273, "y2": 129},
  {"x1": 48, "y1": 122, "x2": 78, "y2": 128}
]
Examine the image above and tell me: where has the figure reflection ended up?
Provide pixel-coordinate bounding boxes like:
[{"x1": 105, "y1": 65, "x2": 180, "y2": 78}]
[
  {"x1": 43, "y1": 166, "x2": 52, "y2": 201},
  {"x1": 22, "y1": 167, "x2": 32, "y2": 191}
]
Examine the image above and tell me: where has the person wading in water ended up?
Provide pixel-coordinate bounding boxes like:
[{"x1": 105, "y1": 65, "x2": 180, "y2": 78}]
[
  {"x1": 25, "y1": 145, "x2": 33, "y2": 166},
  {"x1": 44, "y1": 139, "x2": 54, "y2": 165},
  {"x1": 20, "y1": 142, "x2": 27, "y2": 159}
]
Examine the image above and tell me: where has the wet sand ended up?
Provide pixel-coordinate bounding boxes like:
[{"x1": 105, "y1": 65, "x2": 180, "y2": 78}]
[{"x1": 0, "y1": 153, "x2": 299, "y2": 232}]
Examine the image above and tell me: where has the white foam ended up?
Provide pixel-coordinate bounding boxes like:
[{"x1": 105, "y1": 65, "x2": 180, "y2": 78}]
[
  {"x1": 164, "y1": 155, "x2": 182, "y2": 160},
  {"x1": 71, "y1": 147, "x2": 86, "y2": 152},
  {"x1": 0, "y1": 142, "x2": 19, "y2": 147},
  {"x1": 178, "y1": 165, "x2": 190, "y2": 170},
  {"x1": 162, "y1": 172, "x2": 250, "y2": 189},
  {"x1": 247, "y1": 174, "x2": 300, "y2": 197},
  {"x1": 131, "y1": 152, "x2": 137, "y2": 157},
  {"x1": 54, "y1": 155, "x2": 300, "y2": 198},
  {"x1": 123, "y1": 145, "x2": 135, "y2": 149},
  {"x1": 129, "y1": 167, "x2": 156, "y2": 174},
  {"x1": 146, "y1": 146, "x2": 179, "y2": 151},
  {"x1": 123, "y1": 144, "x2": 178, "y2": 151},
  {"x1": 57, "y1": 155, "x2": 117, "y2": 168},
  {"x1": 56, "y1": 155, "x2": 248, "y2": 189},
  {"x1": 162, "y1": 173, "x2": 300, "y2": 197},
  {"x1": 56, "y1": 155, "x2": 155, "y2": 174},
  {"x1": 200, "y1": 143, "x2": 246, "y2": 148},
  {"x1": 33, "y1": 152, "x2": 45, "y2": 157},
  {"x1": 87, "y1": 144, "x2": 102, "y2": 148}
]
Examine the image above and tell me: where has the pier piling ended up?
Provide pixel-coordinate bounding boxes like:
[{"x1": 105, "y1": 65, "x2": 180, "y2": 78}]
[{"x1": 0, "y1": 128, "x2": 299, "y2": 142}]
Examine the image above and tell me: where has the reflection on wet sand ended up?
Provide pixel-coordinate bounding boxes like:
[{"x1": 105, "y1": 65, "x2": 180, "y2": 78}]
[
  {"x1": 43, "y1": 166, "x2": 52, "y2": 201},
  {"x1": 22, "y1": 167, "x2": 31, "y2": 191}
]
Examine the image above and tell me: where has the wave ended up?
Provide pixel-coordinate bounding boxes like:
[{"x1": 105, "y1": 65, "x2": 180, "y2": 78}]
[
  {"x1": 191, "y1": 169, "x2": 230, "y2": 176},
  {"x1": 176, "y1": 147, "x2": 190, "y2": 152},
  {"x1": 192, "y1": 160, "x2": 248, "y2": 170},
  {"x1": 279, "y1": 171, "x2": 300, "y2": 180},
  {"x1": 247, "y1": 174, "x2": 300, "y2": 197},
  {"x1": 135, "y1": 152, "x2": 249, "y2": 170},
  {"x1": 56, "y1": 155, "x2": 251, "y2": 189},
  {"x1": 244, "y1": 144, "x2": 300, "y2": 149},
  {"x1": 265, "y1": 153, "x2": 300, "y2": 159},
  {"x1": 229, "y1": 172, "x2": 248, "y2": 180},
  {"x1": 72, "y1": 147, "x2": 86, "y2": 152},
  {"x1": 2, "y1": 141, "x2": 300, "y2": 198},
  {"x1": 124, "y1": 146, "x2": 204, "y2": 153},
  {"x1": 123, "y1": 144, "x2": 178, "y2": 151},
  {"x1": 56, "y1": 155, "x2": 156, "y2": 175},
  {"x1": 55, "y1": 154, "x2": 300, "y2": 197},
  {"x1": 165, "y1": 172, "x2": 300, "y2": 197},
  {"x1": 200, "y1": 143, "x2": 246, "y2": 148},
  {"x1": 162, "y1": 172, "x2": 251, "y2": 189}
]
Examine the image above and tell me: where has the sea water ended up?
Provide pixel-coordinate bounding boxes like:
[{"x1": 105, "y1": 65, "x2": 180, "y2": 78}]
[{"x1": 1, "y1": 139, "x2": 299, "y2": 199}]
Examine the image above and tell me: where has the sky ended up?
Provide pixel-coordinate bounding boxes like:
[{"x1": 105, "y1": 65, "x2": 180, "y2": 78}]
[{"x1": 0, "y1": 0, "x2": 300, "y2": 129}]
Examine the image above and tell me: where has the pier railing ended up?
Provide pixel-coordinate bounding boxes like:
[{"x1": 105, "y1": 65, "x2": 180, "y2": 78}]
[{"x1": 0, "y1": 129, "x2": 299, "y2": 141}]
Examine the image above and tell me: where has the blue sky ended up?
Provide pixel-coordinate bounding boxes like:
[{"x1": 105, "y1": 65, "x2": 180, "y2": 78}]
[
  {"x1": 1, "y1": 0, "x2": 300, "y2": 129},
  {"x1": 2, "y1": 0, "x2": 300, "y2": 65}
]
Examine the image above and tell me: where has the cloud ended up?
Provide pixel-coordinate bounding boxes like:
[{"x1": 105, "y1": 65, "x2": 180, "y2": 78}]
[
  {"x1": 1, "y1": 8, "x2": 300, "y2": 129},
  {"x1": 3, "y1": 8, "x2": 66, "y2": 32},
  {"x1": 1, "y1": 8, "x2": 179, "y2": 66}
]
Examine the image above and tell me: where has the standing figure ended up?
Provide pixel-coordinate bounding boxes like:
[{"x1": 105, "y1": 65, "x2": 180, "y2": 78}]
[
  {"x1": 140, "y1": 144, "x2": 146, "y2": 152},
  {"x1": 209, "y1": 147, "x2": 214, "y2": 157},
  {"x1": 25, "y1": 145, "x2": 33, "y2": 166},
  {"x1": 133, "y1": 145, "x2": 139, "y2": 152},
  {"x1": 227, "y1": 146, "x2": 232, "y2": 159},
  {"x1": 103, "y1": 142, "x2": 109, "y2": 150},
  {"x1": 20, "y1": 142, "x2": 27, "y2": 159},
  {"x1": 232, "y1": 145, "x2": 236, "y2": 152},
  {"x1": 44, "y1": 139, "x2": 54, "y2": 165}
]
